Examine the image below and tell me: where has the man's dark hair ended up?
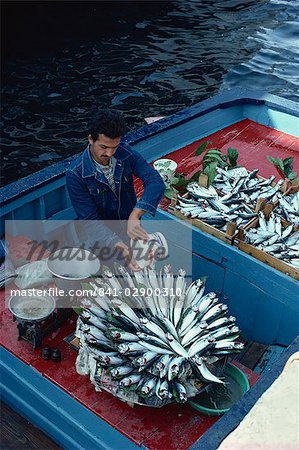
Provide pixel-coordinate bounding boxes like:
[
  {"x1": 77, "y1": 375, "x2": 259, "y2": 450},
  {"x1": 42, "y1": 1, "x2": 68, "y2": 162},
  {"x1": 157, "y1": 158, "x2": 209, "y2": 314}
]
[{"x1": 88, "y1": 109, "x2": 127, "y2": 141}]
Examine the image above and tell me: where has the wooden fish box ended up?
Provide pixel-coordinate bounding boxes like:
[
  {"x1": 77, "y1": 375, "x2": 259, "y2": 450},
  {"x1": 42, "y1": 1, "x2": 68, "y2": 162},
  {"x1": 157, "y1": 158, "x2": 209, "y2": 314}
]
[
  {"x1": 168, "y1": 194, "x2": 238, "y2": 245},
  {"x1": 236, "y1": 216, "x2": 299, "y2": 281}
]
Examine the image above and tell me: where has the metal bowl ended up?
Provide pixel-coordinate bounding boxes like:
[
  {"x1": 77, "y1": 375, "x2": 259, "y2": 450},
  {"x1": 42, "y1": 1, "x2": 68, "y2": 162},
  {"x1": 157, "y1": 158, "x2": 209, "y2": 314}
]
[
  {"x1": 8, "y1": 293, "x2": 56, "y2": 322},
  {"x1": 47, "y1": 247, "x2": 101, "y2": 281}
]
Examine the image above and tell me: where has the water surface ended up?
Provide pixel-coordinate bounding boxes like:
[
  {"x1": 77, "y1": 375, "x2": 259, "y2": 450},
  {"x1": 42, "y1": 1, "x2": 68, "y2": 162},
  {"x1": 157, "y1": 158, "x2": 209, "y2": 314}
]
[{"x1": 1, "y1": 0, "x2": 298, "y2": 185}]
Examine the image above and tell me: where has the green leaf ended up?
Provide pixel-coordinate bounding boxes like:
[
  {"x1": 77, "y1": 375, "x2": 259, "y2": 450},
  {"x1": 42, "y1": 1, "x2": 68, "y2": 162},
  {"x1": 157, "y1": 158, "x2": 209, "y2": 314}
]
[
  {"x1": 227, "y1": 148, "x2": 239, "y2": 167},
  {"x1": 173, "y1": 178, "x2": 190, "y2": 188},
  {"x1": 276, "y1": 160, "x2": 285, "y2": 172},
  {"x1": 267, "y1": 156, "x2": 278, "y2": 164},
  {"x1": 190, "y1": 170, "x2": 202, "y2": 181},
  {"x1": 204, "y1": 162, "x2": 218, "y2": 185},
  {"x1": 203, "y1": 154, "x2": 224, "y2": 165},
  {"x1": 205, "y1": 149, "x2": 222, "y2": 155},
  {"x1": 282, "y1": 157, "x2": 294, "y2": 167},
  {"x1": 195, "y1": 141, "x2": 211, "y2": 156},
  {"x1": 288, "y1": 171, "x2": 298, "y2": 180},
  {"x1": 73, "y1": 307, "x2": 83, "y2": 315},
  {"x1": 284, "y1": 166, "x2": 292, "y2": 177},
  {"x1": 164, "y1": 186, "x2": 177, "y2": 200},
  {"x1": 267, "y1": 156, "x2": 285, "y2": 172}
]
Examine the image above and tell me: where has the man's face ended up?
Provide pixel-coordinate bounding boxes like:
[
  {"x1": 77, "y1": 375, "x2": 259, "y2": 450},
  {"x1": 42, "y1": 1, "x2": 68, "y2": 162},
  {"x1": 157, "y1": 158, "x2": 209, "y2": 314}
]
[{"x1": 88, "y1": 133, "x2": 121, "y2": 165}]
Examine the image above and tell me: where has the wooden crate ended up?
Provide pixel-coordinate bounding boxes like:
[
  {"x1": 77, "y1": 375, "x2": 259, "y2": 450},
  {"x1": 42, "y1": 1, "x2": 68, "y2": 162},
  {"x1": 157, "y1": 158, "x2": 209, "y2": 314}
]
[
  {"x1": 168, "y1": 194, "x2": 238, "y2": 245},
  {"x1": 236, "y1": 215, "x2": 299, "y2": 281}
]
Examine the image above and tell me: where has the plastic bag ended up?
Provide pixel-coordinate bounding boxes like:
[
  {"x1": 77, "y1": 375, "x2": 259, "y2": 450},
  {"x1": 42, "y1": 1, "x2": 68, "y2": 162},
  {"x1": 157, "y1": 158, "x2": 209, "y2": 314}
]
[{"x1": 14, "y1": 259, "x2": 53, "y2": 289}]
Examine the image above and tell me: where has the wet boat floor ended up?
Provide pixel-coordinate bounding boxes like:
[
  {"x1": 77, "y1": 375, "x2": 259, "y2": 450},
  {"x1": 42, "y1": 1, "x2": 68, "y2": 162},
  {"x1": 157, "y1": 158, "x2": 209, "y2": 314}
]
[{"x1": 1, "y1": 119, "x2": 297, "y2": 449}]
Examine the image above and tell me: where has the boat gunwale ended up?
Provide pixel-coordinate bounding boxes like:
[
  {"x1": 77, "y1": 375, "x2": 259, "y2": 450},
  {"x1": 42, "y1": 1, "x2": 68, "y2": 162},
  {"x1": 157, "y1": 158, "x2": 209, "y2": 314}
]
[
  {"x1": 1, "y1": 88, "x2": 298, "y2": 207},
  {"x1": 190, "y1": 335, "x2": 299, "y2": 450}
]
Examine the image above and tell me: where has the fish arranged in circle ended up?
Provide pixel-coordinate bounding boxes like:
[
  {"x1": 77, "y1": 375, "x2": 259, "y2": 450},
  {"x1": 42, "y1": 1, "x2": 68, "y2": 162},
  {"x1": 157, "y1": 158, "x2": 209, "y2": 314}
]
[{"x1": 75, "y1": 264, "x2": 244, "y2": 405}]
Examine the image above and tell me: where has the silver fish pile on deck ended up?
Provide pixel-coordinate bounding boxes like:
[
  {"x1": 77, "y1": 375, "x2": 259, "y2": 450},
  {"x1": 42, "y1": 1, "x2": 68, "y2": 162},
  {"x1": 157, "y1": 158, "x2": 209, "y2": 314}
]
[
  {"x1": 213, "y1": 167, "x2": 284, "y2": 208},
  {"x1": 275, "y1": 191, "x2": 299, "y2": 227},
  {"x1": 176, "y1": 183, "x2": 257, "y2": 230},
  {"x1": 244, "y1": 212, "x2": 299, "y2": 268},
  {"x1": 75, "y1": 264, "x2": 244, "y2": 406},
  {"x1": 176, "y1": 167, "x2": 285, "y2": 232}
]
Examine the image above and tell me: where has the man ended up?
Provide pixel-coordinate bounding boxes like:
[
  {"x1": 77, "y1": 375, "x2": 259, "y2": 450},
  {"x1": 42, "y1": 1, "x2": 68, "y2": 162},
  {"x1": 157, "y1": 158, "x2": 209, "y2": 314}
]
[{"x1": 66, "y1": 109, "x2": 165, "y2": 270}]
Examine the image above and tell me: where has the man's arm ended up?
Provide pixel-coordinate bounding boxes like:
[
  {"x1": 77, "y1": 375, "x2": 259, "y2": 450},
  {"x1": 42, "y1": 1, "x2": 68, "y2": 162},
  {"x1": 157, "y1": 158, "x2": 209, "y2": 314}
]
[
  {"x1": 65, "y1": 170, "x2": 121, "y2": 248},
  {"x1": 66, "y1": 169, "x2": 142, "y2": 271},
  {"x1": 127, "y1": 150, "x2": 165, "y2": 240},
  {"x1": 130, "y1": 151, "x2": 166, "y2": 216}
]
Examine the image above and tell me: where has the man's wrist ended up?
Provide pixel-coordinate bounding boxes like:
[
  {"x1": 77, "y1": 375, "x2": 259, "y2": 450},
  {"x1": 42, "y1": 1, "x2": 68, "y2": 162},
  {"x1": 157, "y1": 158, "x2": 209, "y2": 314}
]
[{"x1": 130, "y1": 208, "x2": 146, "y2": 220}]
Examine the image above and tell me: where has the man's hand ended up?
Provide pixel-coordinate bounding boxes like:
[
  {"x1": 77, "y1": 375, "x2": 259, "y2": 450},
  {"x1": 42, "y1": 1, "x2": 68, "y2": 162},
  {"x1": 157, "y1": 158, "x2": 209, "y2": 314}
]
[
  {"x1": 114, "y1": 241, "x2": 142, "y2": 272},
  {"x1": 127, "y1": 209, "x2": 148, "y2": 241}
]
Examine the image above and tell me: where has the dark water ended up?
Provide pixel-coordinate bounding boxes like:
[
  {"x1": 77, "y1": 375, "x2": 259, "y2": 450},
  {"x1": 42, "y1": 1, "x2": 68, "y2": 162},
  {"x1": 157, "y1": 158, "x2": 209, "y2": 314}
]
[{"x1": 1, "y1": 0, "x2": 299, "y2": 186}]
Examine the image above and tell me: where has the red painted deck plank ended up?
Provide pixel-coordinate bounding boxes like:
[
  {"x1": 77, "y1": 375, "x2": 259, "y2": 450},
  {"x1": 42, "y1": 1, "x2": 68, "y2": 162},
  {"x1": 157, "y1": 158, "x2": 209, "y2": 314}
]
[{"x1": 142, "y1": 361, "x2": 259, "y2": 450}]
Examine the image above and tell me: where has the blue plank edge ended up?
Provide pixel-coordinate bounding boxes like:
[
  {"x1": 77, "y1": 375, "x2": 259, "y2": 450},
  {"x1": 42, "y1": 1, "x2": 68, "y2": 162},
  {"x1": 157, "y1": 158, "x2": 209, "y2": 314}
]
[
  {"x1": 190, "y1": 335, "x2": 299, "y2": 450},
  {"x1": 1, "y1": 88, "x2": 298, "y2": 207},
  {"x1": 0, "y1": 347, "x2": 139, "y2": 450}
]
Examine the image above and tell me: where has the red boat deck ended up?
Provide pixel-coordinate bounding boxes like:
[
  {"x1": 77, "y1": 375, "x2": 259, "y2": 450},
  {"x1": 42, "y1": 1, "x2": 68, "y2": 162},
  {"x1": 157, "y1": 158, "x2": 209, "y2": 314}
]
[
  {"x1": 0, "y1": 293, "x2": 258, "y2": 449},
  {"x1": 1, "y1": 119, "x2": 298, "y2": 449},
  {"x1": 135, "y1": 119, "x2": 299, "y2": 201}
]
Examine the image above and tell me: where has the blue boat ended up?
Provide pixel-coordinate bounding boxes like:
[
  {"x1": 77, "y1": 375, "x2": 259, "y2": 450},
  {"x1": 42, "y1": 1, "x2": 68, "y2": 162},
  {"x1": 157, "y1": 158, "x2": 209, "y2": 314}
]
[{"x1": 1, "y1": 89, "x2": 298, "y2": 449}]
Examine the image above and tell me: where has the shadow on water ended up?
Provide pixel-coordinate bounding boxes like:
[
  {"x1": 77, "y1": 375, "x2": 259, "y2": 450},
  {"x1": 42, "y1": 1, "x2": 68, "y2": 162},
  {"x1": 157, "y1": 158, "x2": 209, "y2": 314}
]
[{"x1": 1, "y1": 0, "x2": 298, "y2": 185}]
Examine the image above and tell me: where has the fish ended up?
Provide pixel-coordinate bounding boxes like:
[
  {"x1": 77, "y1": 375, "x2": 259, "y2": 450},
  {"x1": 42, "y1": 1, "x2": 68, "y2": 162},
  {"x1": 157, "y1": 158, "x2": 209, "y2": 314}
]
[
  {"x1": 168, "y1": 356, "x2": 185, "y2": 381},
  {"x1": 173, "y1": 382, "x2": 187, "y2": 403},
  {"x1": 188, "y1": 338, "x2": 215, "y2": 358},
  {"x1": 133, "y1": 351, "x2": 158, "y2": 370},
  {"x1": 119, "y1": 373, "x2": 142, "y2": 387},
  {"x1": 158, "y1": 380, "x2": 172, "y2": 399},
  {"x1": 106, "y1": 328, "x2": 140, "y2": 342},
  {"x1": 201, "y1": 304, "x2": 228, "y2": 322},
  {"x1": 140, "y1": 317, "x2": 168, "y2": 343},
  {"x1": 180, "y1": 321, "x2": 208, "y2": 346},
  {"x1": 244, "y1": 212, "x2": 298, "y2": 268},
  {"x1": 111, "y1": 298, "x2": 140, "y2": 323},
  {"x1": 191, "y1": 357, "x2": 224, "y2": 384},
  {"x1": 140, "y1": 378, "x2": 156, "y2": 397},
  {"x1": 77, "y1": 264, "x2": 243, "y2": 405},
  {"x1": 166, "y1": 333, "x2": 189, "y2": 358},
  {"x1": 118, "y1": 343, "x2": 146, "y2": 355},
  {"x1": 109, "y1": 366, "x2": 134, "y2": 378}
]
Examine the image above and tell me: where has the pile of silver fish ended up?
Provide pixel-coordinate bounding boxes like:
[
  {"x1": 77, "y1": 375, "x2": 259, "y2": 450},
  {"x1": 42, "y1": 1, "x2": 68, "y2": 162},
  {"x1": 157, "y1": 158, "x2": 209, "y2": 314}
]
[
  {"x1": 75, "y1": 264, "x2": 243, "y2": 406},
  {"x1": 244, "y1": 212, "x2": 299, "y2": 268},
  {"x1": 213, "y1": 167, "x2": 284, "y2": 208},
  {"x1": 275, "y1": 191, "x2": 299, "y2": 227},
  {"x1": 177, "y1": 183, "x2": 257, "y2": 230},
  {"x1": 175, "y1": 167, "x2": 286, "y2": 232}
]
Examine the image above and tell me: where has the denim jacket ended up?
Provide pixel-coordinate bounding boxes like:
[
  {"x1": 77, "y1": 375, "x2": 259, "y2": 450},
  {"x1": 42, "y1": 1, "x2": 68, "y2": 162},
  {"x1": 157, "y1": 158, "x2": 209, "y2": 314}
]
[{"x1": 66, "y1": 142, "x2": 165, "y2": 248}]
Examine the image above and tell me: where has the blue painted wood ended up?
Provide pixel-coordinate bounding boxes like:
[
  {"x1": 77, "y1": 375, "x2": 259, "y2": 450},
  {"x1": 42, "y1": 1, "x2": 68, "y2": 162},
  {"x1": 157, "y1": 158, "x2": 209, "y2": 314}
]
[
  {"x1": 0, "y1": 347, "x2": 139, "y2": 450},
  {"x1": 254, "y1": 344, "x2": 286, "y2": 375},
  {"x1": 223, "y1": 270, "x2": 286, "y2": 344},
  {"x1": 157, "y1": 209, "x2": 299, "y2": 346},
  {"x1": 243, "y1": 104, "x2": 299, "y2": 136},
  {"x1": 132, "y1": 107, "x2": 243, "y2": 159},
  {"x1": 190, "y1": 335, "x2": 299, "y2": 450}
]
